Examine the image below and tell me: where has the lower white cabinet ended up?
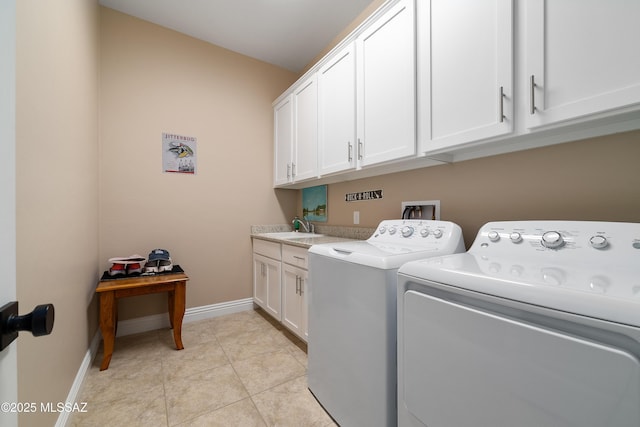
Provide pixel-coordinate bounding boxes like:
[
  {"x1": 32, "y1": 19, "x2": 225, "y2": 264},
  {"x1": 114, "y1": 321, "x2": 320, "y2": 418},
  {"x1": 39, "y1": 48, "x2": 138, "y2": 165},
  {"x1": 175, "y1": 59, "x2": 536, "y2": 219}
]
[
  {"x1": 282, "y1": 265, "x2": 307, "y2": 341},
  {"x1": 282, "y1": 244, "x2": 309, "y2": 341},
  {"x1": 252, "y1": 239, "x2": 282, "y2": 320},
  {"x1": 252, "y1": 239, "x2": 309, "y2": 341}
]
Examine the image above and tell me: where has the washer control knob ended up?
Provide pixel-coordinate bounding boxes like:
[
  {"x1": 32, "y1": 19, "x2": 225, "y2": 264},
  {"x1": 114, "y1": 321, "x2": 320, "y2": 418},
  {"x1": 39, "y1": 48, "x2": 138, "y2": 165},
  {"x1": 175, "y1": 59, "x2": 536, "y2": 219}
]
[
  {"x1": 589, "y1": 235, "x2": 608, "y2": 249},
  {"x1": 388, "y1": 226, "x2": 397, "y2": 235},
  {"x1": 488, "y1": 231, "x2": 500, "y2": 242},
  {"x1": 378, "y1": 226, "x2": 387, "y2": 234},
  {"x1": 541, "y1": 231, "x2": 564, "y2": 249},
  {"x1": 420, "y1": 228, "x2": 429, "y2": 238},
  {"x1": 432, "y1": 229, "x2": 443, "y2": 239},
  {"x1": 401, "y1": 226, "x2": 414, "y2": 238},
  {"x1": 509, "y1": 232, "x2": 523, "y2": 243}
]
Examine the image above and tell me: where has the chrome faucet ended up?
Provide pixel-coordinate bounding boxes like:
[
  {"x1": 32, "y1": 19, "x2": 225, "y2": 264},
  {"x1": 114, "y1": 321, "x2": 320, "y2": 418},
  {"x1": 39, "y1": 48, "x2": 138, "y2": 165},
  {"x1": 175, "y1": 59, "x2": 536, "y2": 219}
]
[{"x1": 292, "y1": 216, "x2": 315, "y2": 234}]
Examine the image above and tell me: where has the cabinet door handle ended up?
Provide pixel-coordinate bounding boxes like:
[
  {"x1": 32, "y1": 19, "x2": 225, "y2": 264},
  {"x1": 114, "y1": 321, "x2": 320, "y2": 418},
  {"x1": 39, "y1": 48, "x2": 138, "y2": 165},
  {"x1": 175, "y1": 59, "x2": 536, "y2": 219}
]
[
  {"x1": 295, "y1": 276, "x2": 300, "y2": 295},
  {"x1": 286, "y1": 163, "x2": 291, "y2": 179},
  {"x1": 499, "y1": 86, "x2": 505, "y2": 123},
  {"x1": 348, "y1": 141, "x2": 353, "y2": 162},
  {"x1": 299, "y1": 278, "x2": 304, "y2": 295},
  {"x1": 293, "y1": 256, "x2": 305, "y2": 261},
  {"x1": 530, "y1": 75, "x2": 537, "y2": 115},
  {"x1": 357, "y1": 139, "x2": 363, "y2": 160},
  {"x1": 291, "y1": 163, "x2": 296, "y2": 178}
]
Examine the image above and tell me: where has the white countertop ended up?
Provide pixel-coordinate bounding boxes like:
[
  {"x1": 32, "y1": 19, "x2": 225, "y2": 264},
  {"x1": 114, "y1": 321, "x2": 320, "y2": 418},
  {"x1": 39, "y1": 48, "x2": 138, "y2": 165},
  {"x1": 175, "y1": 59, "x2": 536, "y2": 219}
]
[{"x1": 251, "y1": 232, "x2": 359, "y2": 248}]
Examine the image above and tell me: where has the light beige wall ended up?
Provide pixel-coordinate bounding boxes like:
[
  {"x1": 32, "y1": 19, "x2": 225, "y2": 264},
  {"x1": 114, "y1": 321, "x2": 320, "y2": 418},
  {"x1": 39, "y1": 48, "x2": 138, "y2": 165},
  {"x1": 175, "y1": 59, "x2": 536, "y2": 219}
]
[
  {"x1": 16, "y1": 0, "x2": 100, "y2": 425},
  {"x1": 100, "y1": 7, "x2": 298, "y2": 320},
  {"x1": 314, "y1": 130, "x2": 640, "y2": 246}
]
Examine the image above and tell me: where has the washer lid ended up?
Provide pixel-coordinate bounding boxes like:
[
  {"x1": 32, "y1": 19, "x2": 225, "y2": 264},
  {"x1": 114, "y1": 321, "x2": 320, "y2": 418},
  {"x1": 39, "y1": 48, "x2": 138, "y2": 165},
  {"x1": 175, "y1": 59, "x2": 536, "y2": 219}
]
[
  {"x1": 309, "y1": 241, "x2": 450, "y2": 269},
  {"x1": 399, "y1": 252, "x2": 640, "y2": 327},
  {"x1": 308, "y1": 219, "x2": 465, "y2": 269}
]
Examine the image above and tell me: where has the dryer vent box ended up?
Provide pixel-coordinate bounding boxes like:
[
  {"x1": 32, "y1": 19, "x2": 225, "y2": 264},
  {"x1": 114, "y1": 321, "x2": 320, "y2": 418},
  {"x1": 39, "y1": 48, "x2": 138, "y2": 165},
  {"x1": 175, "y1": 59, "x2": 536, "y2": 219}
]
[{"x1": 401, "y1": 200, "x2": 440, "y2": 220}]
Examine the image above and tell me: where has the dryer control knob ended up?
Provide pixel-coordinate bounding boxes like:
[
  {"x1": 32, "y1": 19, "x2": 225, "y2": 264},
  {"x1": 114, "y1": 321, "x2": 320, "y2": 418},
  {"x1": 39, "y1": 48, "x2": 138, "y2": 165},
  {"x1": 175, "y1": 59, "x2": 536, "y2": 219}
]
[
  {"x1": 388, "y1": 226, "x2": 397, "y2": 235},
  {"x1": 420, "y1": 228, "x2": 429, "y2": 238},
  {"x1": 378, "y1": 226, "x2": 387, "y2": 234},
  {"x1": 589, "y1": 235, "x2": 608, "y2": 249},
  {"x1": 432, "y1": 229, "x2": 443, "y2": 239},
  {"x1": 401, "y1": 226, "x2": 414, "y2": 238},
  {"x1": 509, "y1": 232, "x2": 523, "y2": 243},
  {"x1": 541, "y1": 231, "x2": 564, "y2": 249},
  {"x1": 488, "y1": 231, "x2": 500, "y2": 242}
]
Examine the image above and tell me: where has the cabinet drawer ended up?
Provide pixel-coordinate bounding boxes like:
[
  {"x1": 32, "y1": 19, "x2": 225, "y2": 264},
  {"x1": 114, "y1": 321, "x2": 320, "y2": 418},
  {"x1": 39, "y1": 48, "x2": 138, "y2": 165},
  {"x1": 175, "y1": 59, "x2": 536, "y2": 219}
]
[
  {"x1": 253, "y1": 238, "x2": 282, "y2": 260},
  {"x1": 282, "y1": 244, "x2": 309, "y2": 268}
]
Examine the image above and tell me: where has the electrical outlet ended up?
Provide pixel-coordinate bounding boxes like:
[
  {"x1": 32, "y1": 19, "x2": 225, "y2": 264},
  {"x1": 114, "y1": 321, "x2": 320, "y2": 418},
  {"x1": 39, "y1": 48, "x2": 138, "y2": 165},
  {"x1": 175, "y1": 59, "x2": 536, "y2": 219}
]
[{"x1": 353, "y1": 211, "x2": 360, "y2": 225}]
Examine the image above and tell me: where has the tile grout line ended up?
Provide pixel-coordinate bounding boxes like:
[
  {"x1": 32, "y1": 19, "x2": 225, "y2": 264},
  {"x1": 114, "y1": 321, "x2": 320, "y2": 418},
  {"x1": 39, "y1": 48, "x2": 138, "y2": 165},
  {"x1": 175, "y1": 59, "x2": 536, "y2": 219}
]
[{"x1": 72, "y1": 310, "x2": 324, "y2": 426}]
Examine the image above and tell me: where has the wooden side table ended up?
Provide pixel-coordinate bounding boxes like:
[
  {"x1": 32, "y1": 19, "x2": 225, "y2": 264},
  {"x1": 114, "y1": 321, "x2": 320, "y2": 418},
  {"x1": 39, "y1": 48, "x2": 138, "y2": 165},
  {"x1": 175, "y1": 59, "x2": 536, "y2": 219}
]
[{"x1": 95, "y1": 269, "x2": 189, "y2": 370}]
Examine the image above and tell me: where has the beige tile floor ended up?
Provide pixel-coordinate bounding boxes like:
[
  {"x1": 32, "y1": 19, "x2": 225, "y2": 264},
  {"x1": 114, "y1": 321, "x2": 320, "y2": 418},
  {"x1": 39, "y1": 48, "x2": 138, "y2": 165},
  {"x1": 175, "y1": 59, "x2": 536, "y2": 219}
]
[{"x1": 70, "y1": 309, "x2": 336, "y2": 426}]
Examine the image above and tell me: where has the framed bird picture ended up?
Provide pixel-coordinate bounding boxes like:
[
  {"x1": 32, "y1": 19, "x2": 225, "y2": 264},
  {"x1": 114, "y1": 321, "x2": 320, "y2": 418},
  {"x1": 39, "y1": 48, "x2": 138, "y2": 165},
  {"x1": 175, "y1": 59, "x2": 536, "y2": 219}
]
[{"x1": 162, "y1": 132, "x2": 197, "y2": 174}]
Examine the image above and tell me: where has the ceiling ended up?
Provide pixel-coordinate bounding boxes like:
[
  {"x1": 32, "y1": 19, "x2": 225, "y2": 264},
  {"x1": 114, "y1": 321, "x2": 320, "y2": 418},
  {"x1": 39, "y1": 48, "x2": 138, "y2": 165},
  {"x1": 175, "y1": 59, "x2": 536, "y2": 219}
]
[{"x1": 98, "y1": 0, "x2": 375, "y2": 73}]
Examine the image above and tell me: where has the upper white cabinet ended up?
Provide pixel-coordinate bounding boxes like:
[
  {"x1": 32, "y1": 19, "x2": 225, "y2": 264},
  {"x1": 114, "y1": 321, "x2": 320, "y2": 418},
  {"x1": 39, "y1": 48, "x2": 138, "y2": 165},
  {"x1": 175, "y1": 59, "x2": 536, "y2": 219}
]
[
  {"x1": 356, "y1": 0, "x2": 416, "y2": 167},
  {"x1": 292, "y1": 75, "x2": 318, "y2": 181},
  {"x1": 273, "y1": 95, "x2": 293, "y2": 186},
  {"x1": 419, "y1": 0, "x2": 513, "y2": 153},
  {"x1": 318, "y1": 43, "x2": 357, "y2": 176},
  {"x1": 273, "y1": 0, "x2": 640, "y2": 188},
  {"x1": 274, "y1": 75, "x2": 318, "y2": 186},
  {"x1": 525, "y1": 0, "x2": 640, "y2": 129}
]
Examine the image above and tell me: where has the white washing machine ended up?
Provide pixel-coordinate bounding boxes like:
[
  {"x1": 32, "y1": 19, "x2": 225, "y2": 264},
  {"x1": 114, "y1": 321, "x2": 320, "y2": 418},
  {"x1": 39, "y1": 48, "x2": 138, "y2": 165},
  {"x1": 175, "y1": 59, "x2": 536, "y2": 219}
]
[
  {"x1": 397, "y1": 221, "x2": 640, "y2": 427},
  {"x1": 307, "y1": 219, "x2": 465, "y2": 427}
]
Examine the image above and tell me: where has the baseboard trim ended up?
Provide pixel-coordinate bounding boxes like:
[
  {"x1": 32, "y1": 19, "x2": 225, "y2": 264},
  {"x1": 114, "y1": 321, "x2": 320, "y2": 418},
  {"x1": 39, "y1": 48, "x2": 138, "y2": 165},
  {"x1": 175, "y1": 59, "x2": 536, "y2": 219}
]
[
  {"x1": 184, "y1": 298, "x2": 255, "y2": 324},
  {"x1": 58, "y1": 298, "x2": 255, "y2": 426},
  {"x1": 115, "y1": 297, "x2": 255, "y2": 337},
  {"x1": 56, "y1": 331, "x2": 101, "y2": 427}
]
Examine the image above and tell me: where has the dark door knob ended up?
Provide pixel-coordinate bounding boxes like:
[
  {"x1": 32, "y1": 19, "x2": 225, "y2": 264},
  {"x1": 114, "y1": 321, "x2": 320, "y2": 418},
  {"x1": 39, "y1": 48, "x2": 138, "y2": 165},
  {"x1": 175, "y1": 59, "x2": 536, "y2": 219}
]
[{"x1": 0, "y1": 302, "x2": 55, "y2": 351}]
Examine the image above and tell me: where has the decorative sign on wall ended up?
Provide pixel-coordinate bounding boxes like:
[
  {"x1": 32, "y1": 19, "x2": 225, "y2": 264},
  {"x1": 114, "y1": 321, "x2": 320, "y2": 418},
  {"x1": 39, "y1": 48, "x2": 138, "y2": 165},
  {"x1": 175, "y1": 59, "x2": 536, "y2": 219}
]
[
  {"x1": 302, "y1": 185, "x2": 327, "y2": 222},
  {"x1": 345, "y1": 189, "x2": 383, "y2": 202},
  {"x1": 162, "y1": 132, "x2": 197, "y2": 175}
]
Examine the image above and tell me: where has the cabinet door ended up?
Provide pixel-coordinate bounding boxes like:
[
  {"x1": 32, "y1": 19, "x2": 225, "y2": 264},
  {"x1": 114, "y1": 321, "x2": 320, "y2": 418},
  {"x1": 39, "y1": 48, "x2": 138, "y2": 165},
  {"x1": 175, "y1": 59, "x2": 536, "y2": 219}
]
[
  {"x1": 253, "y1": 253, "x2": 282, "y2": 321},
  {"x1": 420, "y1": 0, "x2": 513, "y2": 153},
  {"x1": 300, "y1": 272, "x2": 308, "y2": 341},
  {"x1": 526, "y1": 0, "x2": 640, "y2": 128},
  {"x1": 265, "y1": 257, "x2": 282, "y2": 320},
  {"x1": 356, "y1": 0, "x2": 416, "y2": 167},
  {"x1": 282, "y1": 264, "x2": 307, "y2": 341},
  {"x1": 318, "y1": 43, "x2": 357, "y2": 175},
  {"x1": 273, "y1": 95, "x2": 293, "y2": 186},
  {"x1": 253, "y1": 254, "x2": 267, "y2": 309},
  {"x1": 293, "y1": 75, "x2": 318, "y2": 181}
]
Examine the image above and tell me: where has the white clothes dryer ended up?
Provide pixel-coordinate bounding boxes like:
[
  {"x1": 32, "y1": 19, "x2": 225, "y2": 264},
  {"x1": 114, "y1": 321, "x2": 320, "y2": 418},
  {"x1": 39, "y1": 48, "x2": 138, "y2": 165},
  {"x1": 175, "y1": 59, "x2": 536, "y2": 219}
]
[
  {"x1": 397, "y1": 221, "x2": 640, "y2": 427},
  {"x1": 308, "y1": 219, "x2": 465, "y2": 427}
]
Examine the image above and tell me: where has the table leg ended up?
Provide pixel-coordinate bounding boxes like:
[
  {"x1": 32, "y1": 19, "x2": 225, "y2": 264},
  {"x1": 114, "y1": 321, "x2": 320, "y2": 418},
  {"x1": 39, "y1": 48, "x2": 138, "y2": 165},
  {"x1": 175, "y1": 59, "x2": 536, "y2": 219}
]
[
  {"x1": 99, "y1": 291, "x2": 116, "y2": 370},
  {"x1": 168, "y1": 289, "x2": 175, "y2": 330},
  {"x1": 169, "y1": 282, "x2": 186, "y2": 350}
]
